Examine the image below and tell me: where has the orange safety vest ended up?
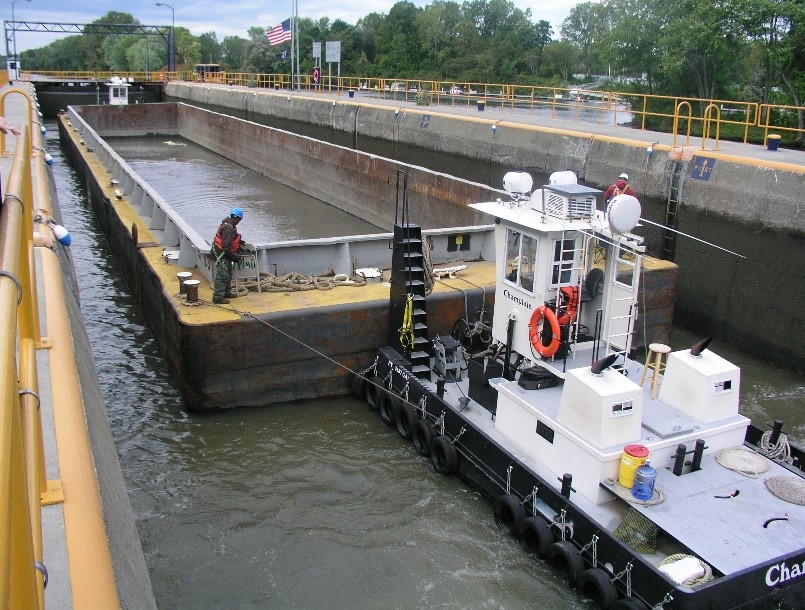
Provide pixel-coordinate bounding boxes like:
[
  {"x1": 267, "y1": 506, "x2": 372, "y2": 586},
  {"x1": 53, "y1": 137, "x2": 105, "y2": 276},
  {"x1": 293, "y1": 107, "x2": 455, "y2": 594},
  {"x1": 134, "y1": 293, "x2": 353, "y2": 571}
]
[{"x1": 213, "y1": 224, "x2": 242, "y2": 255}]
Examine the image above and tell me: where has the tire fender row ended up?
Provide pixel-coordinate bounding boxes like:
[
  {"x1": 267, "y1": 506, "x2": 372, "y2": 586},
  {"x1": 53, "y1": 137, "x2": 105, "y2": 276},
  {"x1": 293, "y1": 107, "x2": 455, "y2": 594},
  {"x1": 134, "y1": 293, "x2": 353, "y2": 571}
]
[{"x1": 349, "y1": 349, "x2": 661, "y2": 610}]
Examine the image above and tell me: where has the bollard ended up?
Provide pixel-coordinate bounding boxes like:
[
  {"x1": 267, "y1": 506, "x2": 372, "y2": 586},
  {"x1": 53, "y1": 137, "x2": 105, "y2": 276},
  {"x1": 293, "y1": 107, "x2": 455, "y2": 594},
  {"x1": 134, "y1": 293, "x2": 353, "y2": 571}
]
[
  {"x1": 766, "y1": 134, "x2": 781, "y2": 151},
  {"x1": 177, "y1": 271, "x2": 193, "y2": 294},
  {"x1": 183, "y1": 279, "x2": 200, "y2": 303}
]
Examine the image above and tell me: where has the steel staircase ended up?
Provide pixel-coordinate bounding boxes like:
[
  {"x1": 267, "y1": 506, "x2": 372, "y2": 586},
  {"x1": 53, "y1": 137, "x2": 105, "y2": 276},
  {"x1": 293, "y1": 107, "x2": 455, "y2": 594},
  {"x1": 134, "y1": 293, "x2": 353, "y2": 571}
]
[{"x1": 388, "y1": 172, "x2": 431, "y2": 379}]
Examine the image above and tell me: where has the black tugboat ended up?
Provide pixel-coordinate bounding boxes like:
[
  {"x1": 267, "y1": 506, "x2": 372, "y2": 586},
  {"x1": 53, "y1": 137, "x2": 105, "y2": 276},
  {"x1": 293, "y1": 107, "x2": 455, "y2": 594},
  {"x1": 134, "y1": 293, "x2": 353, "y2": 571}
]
[{"x1": 352, "y1": 172, "x2": 804, "y2": 609}]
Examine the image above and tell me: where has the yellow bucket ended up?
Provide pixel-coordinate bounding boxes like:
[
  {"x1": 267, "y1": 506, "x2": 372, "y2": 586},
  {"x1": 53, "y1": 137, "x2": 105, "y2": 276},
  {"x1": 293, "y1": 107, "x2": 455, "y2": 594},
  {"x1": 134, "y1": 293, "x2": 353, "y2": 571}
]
[{"x1": 618, "y1": 444, "x2": 649, "y2": 488}]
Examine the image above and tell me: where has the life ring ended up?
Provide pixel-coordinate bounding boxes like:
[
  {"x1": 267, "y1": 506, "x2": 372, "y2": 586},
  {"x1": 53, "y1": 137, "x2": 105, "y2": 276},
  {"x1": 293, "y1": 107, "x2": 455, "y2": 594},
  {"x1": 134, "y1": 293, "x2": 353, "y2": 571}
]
[
  {"x1": 546, "y1": 540, "x2": 585, "y2": 585},
  {"x1": 412, "y1": 420, "x2": 436, "y2": 456},
  {"x1": 528, "y1": 306, "x2": 561, "y2": 358},
  {"x1": 395, "y1": 402, "x2": 418, "y2": 440},
  {"x1": 577, "y1": 567, "x2": 619, "y2": 608},
  {"x1": 431, "y1": 436, "x2": 458, "y2": 474},
  {"x1": 493, "y1": 494, "x2": 527, "y2": 535},
  {"x1": 518, "y1": 516, "x2": 554, "y2": 557}
]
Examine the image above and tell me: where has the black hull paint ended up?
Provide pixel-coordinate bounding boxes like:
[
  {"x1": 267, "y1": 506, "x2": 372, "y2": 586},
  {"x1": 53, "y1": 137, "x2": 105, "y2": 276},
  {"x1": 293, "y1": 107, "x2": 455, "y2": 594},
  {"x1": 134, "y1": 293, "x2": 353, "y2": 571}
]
[{"x1": 367, "y1": 346, "x2": 804, "y2": 609}]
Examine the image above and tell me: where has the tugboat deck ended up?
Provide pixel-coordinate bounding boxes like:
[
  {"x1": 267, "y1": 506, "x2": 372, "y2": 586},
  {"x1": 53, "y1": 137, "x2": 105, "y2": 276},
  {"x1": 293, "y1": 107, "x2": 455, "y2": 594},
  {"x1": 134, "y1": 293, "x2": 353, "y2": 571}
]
[
  {"x1": 617, "y1": 453, "x2": 804, "y2": 575},
  {"x1": 433, "y1": 355, "x2": 803, "y2": 578}
]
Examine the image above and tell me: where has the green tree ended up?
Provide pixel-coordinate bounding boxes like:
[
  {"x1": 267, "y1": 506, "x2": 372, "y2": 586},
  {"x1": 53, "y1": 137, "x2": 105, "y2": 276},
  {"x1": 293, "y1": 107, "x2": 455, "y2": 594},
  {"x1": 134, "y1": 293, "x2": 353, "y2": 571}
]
[
  {"x1": 220, "y1": 36, "x2": 248, "y2": 71},
  {"x1": 126, "y1": 38, "x2": 166, "y2": 73},
  {"x1": 198, "y1": 32, "x2": 222, "y2": 64},
  {"x1": 561, "y1": 2, "x2": 609, "y2": 77},
  {"x1": 375, "y1": 2, "x2": 424, "y2": 76}
]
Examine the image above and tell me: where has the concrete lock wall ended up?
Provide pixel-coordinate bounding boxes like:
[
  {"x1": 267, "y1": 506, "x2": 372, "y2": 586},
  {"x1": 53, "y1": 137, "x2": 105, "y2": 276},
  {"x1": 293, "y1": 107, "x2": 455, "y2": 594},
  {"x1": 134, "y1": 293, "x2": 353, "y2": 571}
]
[
  {"x1": 162, "y1": 84, "x2": 805, "y2": 372},
  {"x1": 167, "y1": 83, "x2": 804, "y2": 237}
]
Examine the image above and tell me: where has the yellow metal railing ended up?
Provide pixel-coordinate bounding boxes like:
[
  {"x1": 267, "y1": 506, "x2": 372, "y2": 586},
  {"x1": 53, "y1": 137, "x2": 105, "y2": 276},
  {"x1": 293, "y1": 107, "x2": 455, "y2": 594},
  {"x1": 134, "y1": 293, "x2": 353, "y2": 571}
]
[
  {"x1": 1, "y1": 86, "x2": 121, "y2": 608},
  {"x1": 18, "y1": 70, "x2": 805, "y2": 142},
  {"x1": 0, "y1": 125, "x2": 45, "y2": 608}
]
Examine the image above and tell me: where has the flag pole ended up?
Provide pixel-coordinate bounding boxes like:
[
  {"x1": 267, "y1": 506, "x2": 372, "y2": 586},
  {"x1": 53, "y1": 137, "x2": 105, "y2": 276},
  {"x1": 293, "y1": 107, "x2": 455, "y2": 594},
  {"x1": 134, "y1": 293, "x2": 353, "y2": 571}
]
[
  {"x1": 290, "y1": 0, "x2": 295, "y2": 90},
  {"x1": 295, "y1": 0, "x2": 300, "y2": 90}
]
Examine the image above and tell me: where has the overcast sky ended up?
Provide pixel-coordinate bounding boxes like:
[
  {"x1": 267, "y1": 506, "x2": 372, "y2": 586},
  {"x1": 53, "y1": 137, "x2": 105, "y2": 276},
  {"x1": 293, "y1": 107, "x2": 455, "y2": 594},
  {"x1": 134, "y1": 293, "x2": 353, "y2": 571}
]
[{"x1": 5, "y1": 0, "x2": 579, "y2": 53}]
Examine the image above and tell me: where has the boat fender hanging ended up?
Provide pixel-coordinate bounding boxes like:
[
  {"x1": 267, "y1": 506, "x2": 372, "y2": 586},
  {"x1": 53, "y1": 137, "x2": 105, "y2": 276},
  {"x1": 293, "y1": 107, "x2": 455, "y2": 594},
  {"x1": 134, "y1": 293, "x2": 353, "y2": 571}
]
[
  {"x1": 577, "y1": 568, "x2": 619, "y2": 608},
  {"x1": 528, "y1": 306, "x2": 561, "y2": 358}
]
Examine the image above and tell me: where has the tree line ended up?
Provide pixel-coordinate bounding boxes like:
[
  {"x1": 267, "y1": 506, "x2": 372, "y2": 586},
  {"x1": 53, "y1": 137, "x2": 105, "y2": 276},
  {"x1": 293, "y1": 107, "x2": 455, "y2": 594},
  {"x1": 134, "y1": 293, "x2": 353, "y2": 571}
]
[{"x1": 18, "y1": 1, "x2": 804, "y2": 112}]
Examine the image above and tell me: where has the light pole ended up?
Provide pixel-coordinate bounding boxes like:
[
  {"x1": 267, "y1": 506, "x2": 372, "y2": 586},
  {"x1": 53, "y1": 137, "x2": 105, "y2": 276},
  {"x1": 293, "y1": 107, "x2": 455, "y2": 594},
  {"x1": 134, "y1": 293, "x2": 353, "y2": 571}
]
[
  {"x1": 10, "y1": 0, "x2": 31, "y2": 78},
  {"x1": 155, "y1": 2, "x2": 174, "y2": 73}
]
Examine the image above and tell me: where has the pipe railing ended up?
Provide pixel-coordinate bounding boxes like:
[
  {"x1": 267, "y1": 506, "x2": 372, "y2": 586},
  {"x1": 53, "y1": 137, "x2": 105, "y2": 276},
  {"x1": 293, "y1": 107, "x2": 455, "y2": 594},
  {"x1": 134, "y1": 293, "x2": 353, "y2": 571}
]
[
  {"x1": 0, "y1": 126, "x2": 45, "y2": 608},
  {"x1": 20, "y1": 70, "x2": 805, "y2": 142}
]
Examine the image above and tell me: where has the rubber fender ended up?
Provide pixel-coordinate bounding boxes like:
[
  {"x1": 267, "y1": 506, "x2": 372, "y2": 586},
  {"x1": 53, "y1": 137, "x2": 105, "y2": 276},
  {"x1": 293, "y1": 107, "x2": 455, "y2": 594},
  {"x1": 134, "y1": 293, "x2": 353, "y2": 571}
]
[
  {"x1": 348, "y1": 370, "x2": 366, "y2": 399},
  {"x1": 518, "y1": 516, "x2": 554, "y2": 557},
  {"x1": 365, "y1": 375, "x2": 384, "y2": 411},
  {"x1": 378, "y1": 391, "x2": 399, "y2": 426},
  {"x1": 493, "y1": 494, "x2": 527, "y2": 535},
  {"x1": 431, "y1": 435, "x2": 458, "y2": 474},
  {"x1": 395, "y1": 402, "x2": 418, "y2": 440},
  {"x1": 577, "y1": 568, "x2": 618, "y2": 609},
  {"x1": 546, "y1": 540, "x2": 585, "y2": 586},
  {"x1": 610, "y1": 597, "x2": 649, "y2": 610},
  {"x1": 412, "y1": 420, "x2": 436, "y2": 457}
]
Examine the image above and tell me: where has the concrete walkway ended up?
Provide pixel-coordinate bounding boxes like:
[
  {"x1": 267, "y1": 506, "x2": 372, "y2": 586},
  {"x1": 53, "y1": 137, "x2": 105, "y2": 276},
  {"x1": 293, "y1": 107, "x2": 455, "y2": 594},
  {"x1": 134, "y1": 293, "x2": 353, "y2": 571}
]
[{"x1": 273, "y1": 85, "x2": 805, "y2": 171}]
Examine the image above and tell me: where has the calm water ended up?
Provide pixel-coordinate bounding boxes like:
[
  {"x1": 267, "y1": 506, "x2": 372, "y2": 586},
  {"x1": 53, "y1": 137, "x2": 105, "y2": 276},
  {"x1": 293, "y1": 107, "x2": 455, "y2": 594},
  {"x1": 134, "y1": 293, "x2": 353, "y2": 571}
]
[
  {"x1": 104, "y1": 135, "x2": 381, "y2": 243},
  {"x1": 48, "y1": 122, "x2": 803, "y2": 609}
]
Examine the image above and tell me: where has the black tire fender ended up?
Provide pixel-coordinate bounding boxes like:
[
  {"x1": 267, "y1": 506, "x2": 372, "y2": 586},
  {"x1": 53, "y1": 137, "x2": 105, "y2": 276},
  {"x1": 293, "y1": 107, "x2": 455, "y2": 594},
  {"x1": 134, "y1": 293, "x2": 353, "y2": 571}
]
[
  {"x1": 395, "y1": 402, "x2": 418, "y2": 440},
  {"x1": 412, "y1": 419, "x2": 436, "y2": 456},
  {"x1": 518, "y1": 516, "x2": 554, "y2": 557},
  {"x1": 431, "y1": 435, "x2": 458, "y2": 474},
  {"x1": 493, "y1": 494, "x2": 527, "y2": 535},
  {"x1": 348, "y1": 370, "x2": 366, "y2": 399},
  {"x1": 546, "y1": 540, "x2": 584, "y2": 586},
  {"x1": 611, "y1": 597, "x2": 649, "y2": 610},
  {"x1": 577, "y1": 568, "x2": 618, "y2": 609},
  {"x1": 365, "y1": 375, "x2": 384, "y2": 411},
  {"x1": 378, "y1": 391, "x2": 399, "y2": 426}
]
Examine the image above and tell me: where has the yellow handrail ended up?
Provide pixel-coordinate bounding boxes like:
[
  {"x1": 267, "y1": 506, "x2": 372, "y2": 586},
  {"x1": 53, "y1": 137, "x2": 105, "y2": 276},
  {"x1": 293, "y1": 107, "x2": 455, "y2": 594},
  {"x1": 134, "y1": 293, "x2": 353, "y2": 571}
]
[{"x1": 1, "y1": 126, "x2": 42, "y2": 608}]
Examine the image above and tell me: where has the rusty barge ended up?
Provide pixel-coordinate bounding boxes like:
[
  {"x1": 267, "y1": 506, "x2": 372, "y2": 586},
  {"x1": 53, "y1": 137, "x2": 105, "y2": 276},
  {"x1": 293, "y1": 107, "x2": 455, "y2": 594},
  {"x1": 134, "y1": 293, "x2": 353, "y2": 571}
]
[{"x1": 58, "y1": 102, "x2": 676, "y2": 411}]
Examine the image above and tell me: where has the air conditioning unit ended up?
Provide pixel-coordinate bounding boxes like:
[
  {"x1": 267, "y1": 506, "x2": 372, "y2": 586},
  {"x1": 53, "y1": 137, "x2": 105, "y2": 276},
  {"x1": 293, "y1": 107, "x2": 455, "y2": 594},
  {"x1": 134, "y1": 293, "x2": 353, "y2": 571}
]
[{"x1": 542, "y1": 184, "x2": 600, "y2": 220}]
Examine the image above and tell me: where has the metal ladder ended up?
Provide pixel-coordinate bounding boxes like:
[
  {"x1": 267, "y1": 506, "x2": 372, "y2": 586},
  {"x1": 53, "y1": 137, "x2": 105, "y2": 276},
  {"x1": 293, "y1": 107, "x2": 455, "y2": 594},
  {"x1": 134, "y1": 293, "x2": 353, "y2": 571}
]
[
  {"x1": 662, "y1": 160, "x2": 687, "y2": 261},
  {"x1": 388, "y1": 171, "x2": 431, "y2": 379}
]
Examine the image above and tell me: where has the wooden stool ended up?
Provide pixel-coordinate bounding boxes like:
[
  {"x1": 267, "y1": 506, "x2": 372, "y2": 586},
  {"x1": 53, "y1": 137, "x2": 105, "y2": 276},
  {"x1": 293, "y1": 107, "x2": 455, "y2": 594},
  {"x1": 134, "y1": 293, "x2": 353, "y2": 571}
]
[{"x1": 639, "y1": 343, "x2": 671, "y2": 399}]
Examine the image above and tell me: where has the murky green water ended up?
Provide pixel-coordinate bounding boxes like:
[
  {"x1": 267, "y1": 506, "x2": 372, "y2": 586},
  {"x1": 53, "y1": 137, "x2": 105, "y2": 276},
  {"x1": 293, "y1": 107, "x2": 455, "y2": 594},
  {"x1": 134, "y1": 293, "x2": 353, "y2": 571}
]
[{"x1": 48, "y1": 122, "x2": 803, "y2": 609}]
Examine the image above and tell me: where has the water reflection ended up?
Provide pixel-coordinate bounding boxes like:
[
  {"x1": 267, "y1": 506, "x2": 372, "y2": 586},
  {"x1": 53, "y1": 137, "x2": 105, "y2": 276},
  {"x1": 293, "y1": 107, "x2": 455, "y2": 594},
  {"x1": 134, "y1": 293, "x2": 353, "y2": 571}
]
[{"x1": 105, "y1": 136, "x2": 381, "y2": 243}]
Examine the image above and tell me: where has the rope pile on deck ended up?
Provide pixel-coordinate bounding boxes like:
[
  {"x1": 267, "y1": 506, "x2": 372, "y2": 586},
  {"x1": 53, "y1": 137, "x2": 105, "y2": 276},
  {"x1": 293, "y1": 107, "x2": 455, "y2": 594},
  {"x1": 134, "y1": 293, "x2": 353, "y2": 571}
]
[{"x1": 236, "y1": 272, "x2": 368, "y2": 293}]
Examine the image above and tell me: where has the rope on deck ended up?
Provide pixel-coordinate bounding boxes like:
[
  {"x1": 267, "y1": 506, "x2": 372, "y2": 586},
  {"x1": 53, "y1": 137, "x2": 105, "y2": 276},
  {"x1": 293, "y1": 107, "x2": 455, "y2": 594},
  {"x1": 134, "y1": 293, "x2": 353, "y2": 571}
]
[
  {"x1": 715, "y1": 447, "x2": 770, "y2": 478},
  {"x1": 237, "y1": 272, "x2": 369, "y2": 293}
]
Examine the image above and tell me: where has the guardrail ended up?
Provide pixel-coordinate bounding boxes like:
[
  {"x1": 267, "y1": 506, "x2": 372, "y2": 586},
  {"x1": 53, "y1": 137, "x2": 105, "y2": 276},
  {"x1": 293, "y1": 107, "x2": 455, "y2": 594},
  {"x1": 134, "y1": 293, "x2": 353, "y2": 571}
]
[
  {"x1": 21, "y1": 70, "x2": 804, "y2": 144},
  {"x1": 0, "y1": 126, "x2": 46, "y2": 608}
]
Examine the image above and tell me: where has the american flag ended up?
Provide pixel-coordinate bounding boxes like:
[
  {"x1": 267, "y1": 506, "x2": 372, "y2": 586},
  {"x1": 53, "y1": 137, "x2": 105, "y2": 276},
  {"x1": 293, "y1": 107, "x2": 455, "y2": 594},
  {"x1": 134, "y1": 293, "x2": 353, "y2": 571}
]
[{"x1": 267, "y1": 19, "x2": 291, "y2": 46}]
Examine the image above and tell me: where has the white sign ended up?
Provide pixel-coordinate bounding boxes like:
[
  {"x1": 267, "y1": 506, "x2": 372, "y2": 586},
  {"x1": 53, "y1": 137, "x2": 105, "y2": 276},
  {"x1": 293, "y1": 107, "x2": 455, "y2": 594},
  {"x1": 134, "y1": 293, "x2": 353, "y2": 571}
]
[
  {"x1": 325, "y1": 41, "x2": 341, "y2": 63},
  {"x1": 312, "y1": 41, "x2": 321, "y2": 59}
]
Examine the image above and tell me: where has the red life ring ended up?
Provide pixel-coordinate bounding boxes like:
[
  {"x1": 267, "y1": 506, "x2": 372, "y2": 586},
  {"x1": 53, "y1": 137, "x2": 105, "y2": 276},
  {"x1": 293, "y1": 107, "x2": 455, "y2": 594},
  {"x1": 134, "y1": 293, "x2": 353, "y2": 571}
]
[{"x1": 528, "y1": 306, "x2": 561, "y2": 358}]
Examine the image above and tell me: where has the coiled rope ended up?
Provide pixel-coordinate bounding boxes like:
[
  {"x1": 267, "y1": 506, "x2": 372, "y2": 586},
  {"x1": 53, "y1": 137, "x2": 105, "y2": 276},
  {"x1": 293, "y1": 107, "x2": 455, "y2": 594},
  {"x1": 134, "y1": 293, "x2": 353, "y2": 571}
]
[
  {"x1": 759, "y1": 431, "x2": 793, "y2": 464},
  {"x1": 236, "y1": 272, "x2": 368, "y2": 293}
]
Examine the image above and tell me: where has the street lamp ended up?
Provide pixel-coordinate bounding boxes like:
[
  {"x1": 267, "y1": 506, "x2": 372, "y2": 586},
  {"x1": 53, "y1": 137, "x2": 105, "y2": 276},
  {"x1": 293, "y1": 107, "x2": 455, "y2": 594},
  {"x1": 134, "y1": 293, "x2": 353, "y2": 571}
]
[
  {"x1": 10, "y1": 0, "x2": 31, "y2": 78},
  {"x1": 155, "y1": 2, "x2": 174, "y2": 73}
]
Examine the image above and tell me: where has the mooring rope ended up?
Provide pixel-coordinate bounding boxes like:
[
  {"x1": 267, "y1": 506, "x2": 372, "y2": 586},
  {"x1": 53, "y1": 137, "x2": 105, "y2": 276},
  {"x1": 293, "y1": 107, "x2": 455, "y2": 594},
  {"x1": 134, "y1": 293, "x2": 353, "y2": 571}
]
[
  {"x1": 759, "y1": 431, "x2": 794, "y2": 464},
  {"x1": 236, "y1": 271, "x2": 368, "y2": 293}
]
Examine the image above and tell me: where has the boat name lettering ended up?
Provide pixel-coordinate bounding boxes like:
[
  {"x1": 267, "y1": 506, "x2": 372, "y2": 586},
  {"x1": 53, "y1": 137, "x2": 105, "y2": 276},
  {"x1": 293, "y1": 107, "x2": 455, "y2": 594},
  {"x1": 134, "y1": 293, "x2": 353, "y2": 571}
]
[
  {"x1": 392, "y1": 364, "x2": 412, "y2": 383},
  {"x1": 765, "y1": 559, "x2": 805, "y2": 587},
  {"x1": 503, "y1": 289, "x2": 533, "y2": 309}
]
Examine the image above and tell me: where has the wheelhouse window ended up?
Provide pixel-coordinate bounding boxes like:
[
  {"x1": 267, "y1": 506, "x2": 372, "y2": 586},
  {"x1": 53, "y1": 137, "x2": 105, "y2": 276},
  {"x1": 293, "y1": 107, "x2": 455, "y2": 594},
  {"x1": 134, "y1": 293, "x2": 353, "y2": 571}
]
[
  {"x1": 614, "y1": 245, "x2": 637, "y2": 290},
  {"x1": 504, "y1": 228, "x2": 538, "y2": 293},
  {"x1": 551, "y1": 237, "x2": 578, "y2": 287}
]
